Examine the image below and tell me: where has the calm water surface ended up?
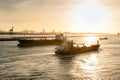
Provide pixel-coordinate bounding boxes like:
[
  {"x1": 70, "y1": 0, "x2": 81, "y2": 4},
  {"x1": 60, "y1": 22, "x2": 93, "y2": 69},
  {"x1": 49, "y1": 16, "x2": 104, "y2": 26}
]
[{"x1": 0, "y1": 35, "x2": 120, "y2": 80}]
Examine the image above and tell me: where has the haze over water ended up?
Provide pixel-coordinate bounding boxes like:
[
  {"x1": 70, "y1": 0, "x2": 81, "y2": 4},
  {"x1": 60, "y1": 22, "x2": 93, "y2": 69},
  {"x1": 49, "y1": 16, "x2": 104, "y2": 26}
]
[{"x1": 0, "y1": 34, "x2": 120, "y2": 80}]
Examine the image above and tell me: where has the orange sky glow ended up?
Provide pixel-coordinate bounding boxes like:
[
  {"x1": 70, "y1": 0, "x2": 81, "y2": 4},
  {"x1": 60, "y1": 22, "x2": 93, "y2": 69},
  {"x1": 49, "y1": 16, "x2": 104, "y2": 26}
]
[{"x1": 0, "y1": 0, "x2": 120, "y2": 33}]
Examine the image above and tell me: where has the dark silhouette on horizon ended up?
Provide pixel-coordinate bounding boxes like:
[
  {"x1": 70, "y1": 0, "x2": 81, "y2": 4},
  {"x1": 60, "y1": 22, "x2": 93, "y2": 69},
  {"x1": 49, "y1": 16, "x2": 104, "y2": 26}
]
[{"x1": 9, "y1": 26, "x2": 14, "y2": 33}]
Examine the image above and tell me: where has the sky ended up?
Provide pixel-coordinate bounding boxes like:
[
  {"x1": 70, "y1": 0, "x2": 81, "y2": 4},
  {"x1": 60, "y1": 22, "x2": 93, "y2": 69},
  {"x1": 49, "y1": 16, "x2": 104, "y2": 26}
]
[{"x1": 0, "y1": 0, "x2": 120, "y2": 33}]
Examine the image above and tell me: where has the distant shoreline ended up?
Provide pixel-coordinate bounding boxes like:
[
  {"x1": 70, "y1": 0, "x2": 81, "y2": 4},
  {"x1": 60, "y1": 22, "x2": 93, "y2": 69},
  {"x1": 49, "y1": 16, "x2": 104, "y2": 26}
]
[
  {"x1": 0, "y1": 32, "x2": 116, "y2": 36},
  {"x1": 0, "y1": 32, "x2": 59, "y2": 35}
]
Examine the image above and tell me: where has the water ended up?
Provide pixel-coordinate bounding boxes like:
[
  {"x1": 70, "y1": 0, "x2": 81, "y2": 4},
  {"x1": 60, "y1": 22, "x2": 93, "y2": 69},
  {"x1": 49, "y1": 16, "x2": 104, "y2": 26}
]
[{"x1": 0, "y1": 34, "x2": 120, "y2": 80}]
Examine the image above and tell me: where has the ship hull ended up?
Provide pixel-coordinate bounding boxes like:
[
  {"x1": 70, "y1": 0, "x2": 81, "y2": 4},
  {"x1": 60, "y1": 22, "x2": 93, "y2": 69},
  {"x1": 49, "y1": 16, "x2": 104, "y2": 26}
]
[
  {"x1": 55, "y1": 45, "x2": 100, "y2": 55},
  {"x1": 18, "y1": 39, "x2": 65, "y2": 47}
]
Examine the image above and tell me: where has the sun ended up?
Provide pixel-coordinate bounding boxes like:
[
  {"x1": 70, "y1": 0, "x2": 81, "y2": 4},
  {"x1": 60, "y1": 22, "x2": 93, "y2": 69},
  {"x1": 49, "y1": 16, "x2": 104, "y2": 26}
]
[{"x1": 69, "y1": 0, "x2": 111, "y2": 33}]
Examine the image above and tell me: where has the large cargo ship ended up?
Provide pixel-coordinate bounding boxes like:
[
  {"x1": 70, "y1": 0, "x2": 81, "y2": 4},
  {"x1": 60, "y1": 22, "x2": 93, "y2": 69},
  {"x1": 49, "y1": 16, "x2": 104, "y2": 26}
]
[{"x1": 18, "y1": 34, "x2": 67, "y2": 47}]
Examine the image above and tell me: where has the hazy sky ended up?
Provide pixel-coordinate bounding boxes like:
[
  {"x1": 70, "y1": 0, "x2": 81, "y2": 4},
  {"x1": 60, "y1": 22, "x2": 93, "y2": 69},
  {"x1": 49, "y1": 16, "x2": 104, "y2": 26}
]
[{"x1": 0, "y1": 0, "x2": 120, "y2": 33}]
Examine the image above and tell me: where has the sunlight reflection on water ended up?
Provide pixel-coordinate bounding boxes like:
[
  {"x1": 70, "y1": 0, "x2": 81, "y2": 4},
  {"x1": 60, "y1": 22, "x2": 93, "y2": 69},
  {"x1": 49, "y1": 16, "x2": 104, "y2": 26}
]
[
  {"x1": 81, "y1": 54, "x2": 99, "y2": 70},
  {"x1": 70, "y1": 53, "x2": 101, "y2": 80}
]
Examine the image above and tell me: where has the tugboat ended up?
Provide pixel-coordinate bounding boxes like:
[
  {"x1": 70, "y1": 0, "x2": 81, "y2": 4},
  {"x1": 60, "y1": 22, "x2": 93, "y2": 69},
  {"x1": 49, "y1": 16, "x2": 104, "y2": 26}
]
[
  {"x1": 18, "y1": 34, "x2": 67, "y2": 47},
  {"x1": 55, "y1": 40, "x2": 100, "y2": 55}
]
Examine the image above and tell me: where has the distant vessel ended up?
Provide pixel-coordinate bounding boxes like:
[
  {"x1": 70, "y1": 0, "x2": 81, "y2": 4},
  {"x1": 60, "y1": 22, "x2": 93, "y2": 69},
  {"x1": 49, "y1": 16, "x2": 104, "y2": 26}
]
[
  {"x1": 99, "y1": 37, "x2": 108, "y2": 40},
  {"x1": 18, "y1": 34, "x2": 67, "y2": 47},
  {"x1": 55, "y1": 40, "x2": 100, "y2": 55}
]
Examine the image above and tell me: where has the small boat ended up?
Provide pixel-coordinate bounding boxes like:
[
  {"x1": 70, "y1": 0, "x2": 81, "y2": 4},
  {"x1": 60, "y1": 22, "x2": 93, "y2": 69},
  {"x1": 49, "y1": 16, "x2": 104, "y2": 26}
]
[
  {"x1": 18, "y1": 34, "x2": 67, "y2": 47},
  {"x1": 99, "y1": 37, "x2": 108, "y2": 40},
  {"x1": 55, "y1": 40, "x2": 100, "y2": 55}
]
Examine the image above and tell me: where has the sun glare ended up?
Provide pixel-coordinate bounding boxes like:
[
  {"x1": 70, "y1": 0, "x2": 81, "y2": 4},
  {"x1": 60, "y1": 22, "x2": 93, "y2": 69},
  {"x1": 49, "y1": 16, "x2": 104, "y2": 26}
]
[
  {"x1": 84, "y1": 36, "x2": 98, "y2": 46},
  {"x1": 81, "y1": 54, "x2": 98, "y2": 70},
  {"x1": 69, "y1": 0, "x2": 111, "y2": 33}
]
